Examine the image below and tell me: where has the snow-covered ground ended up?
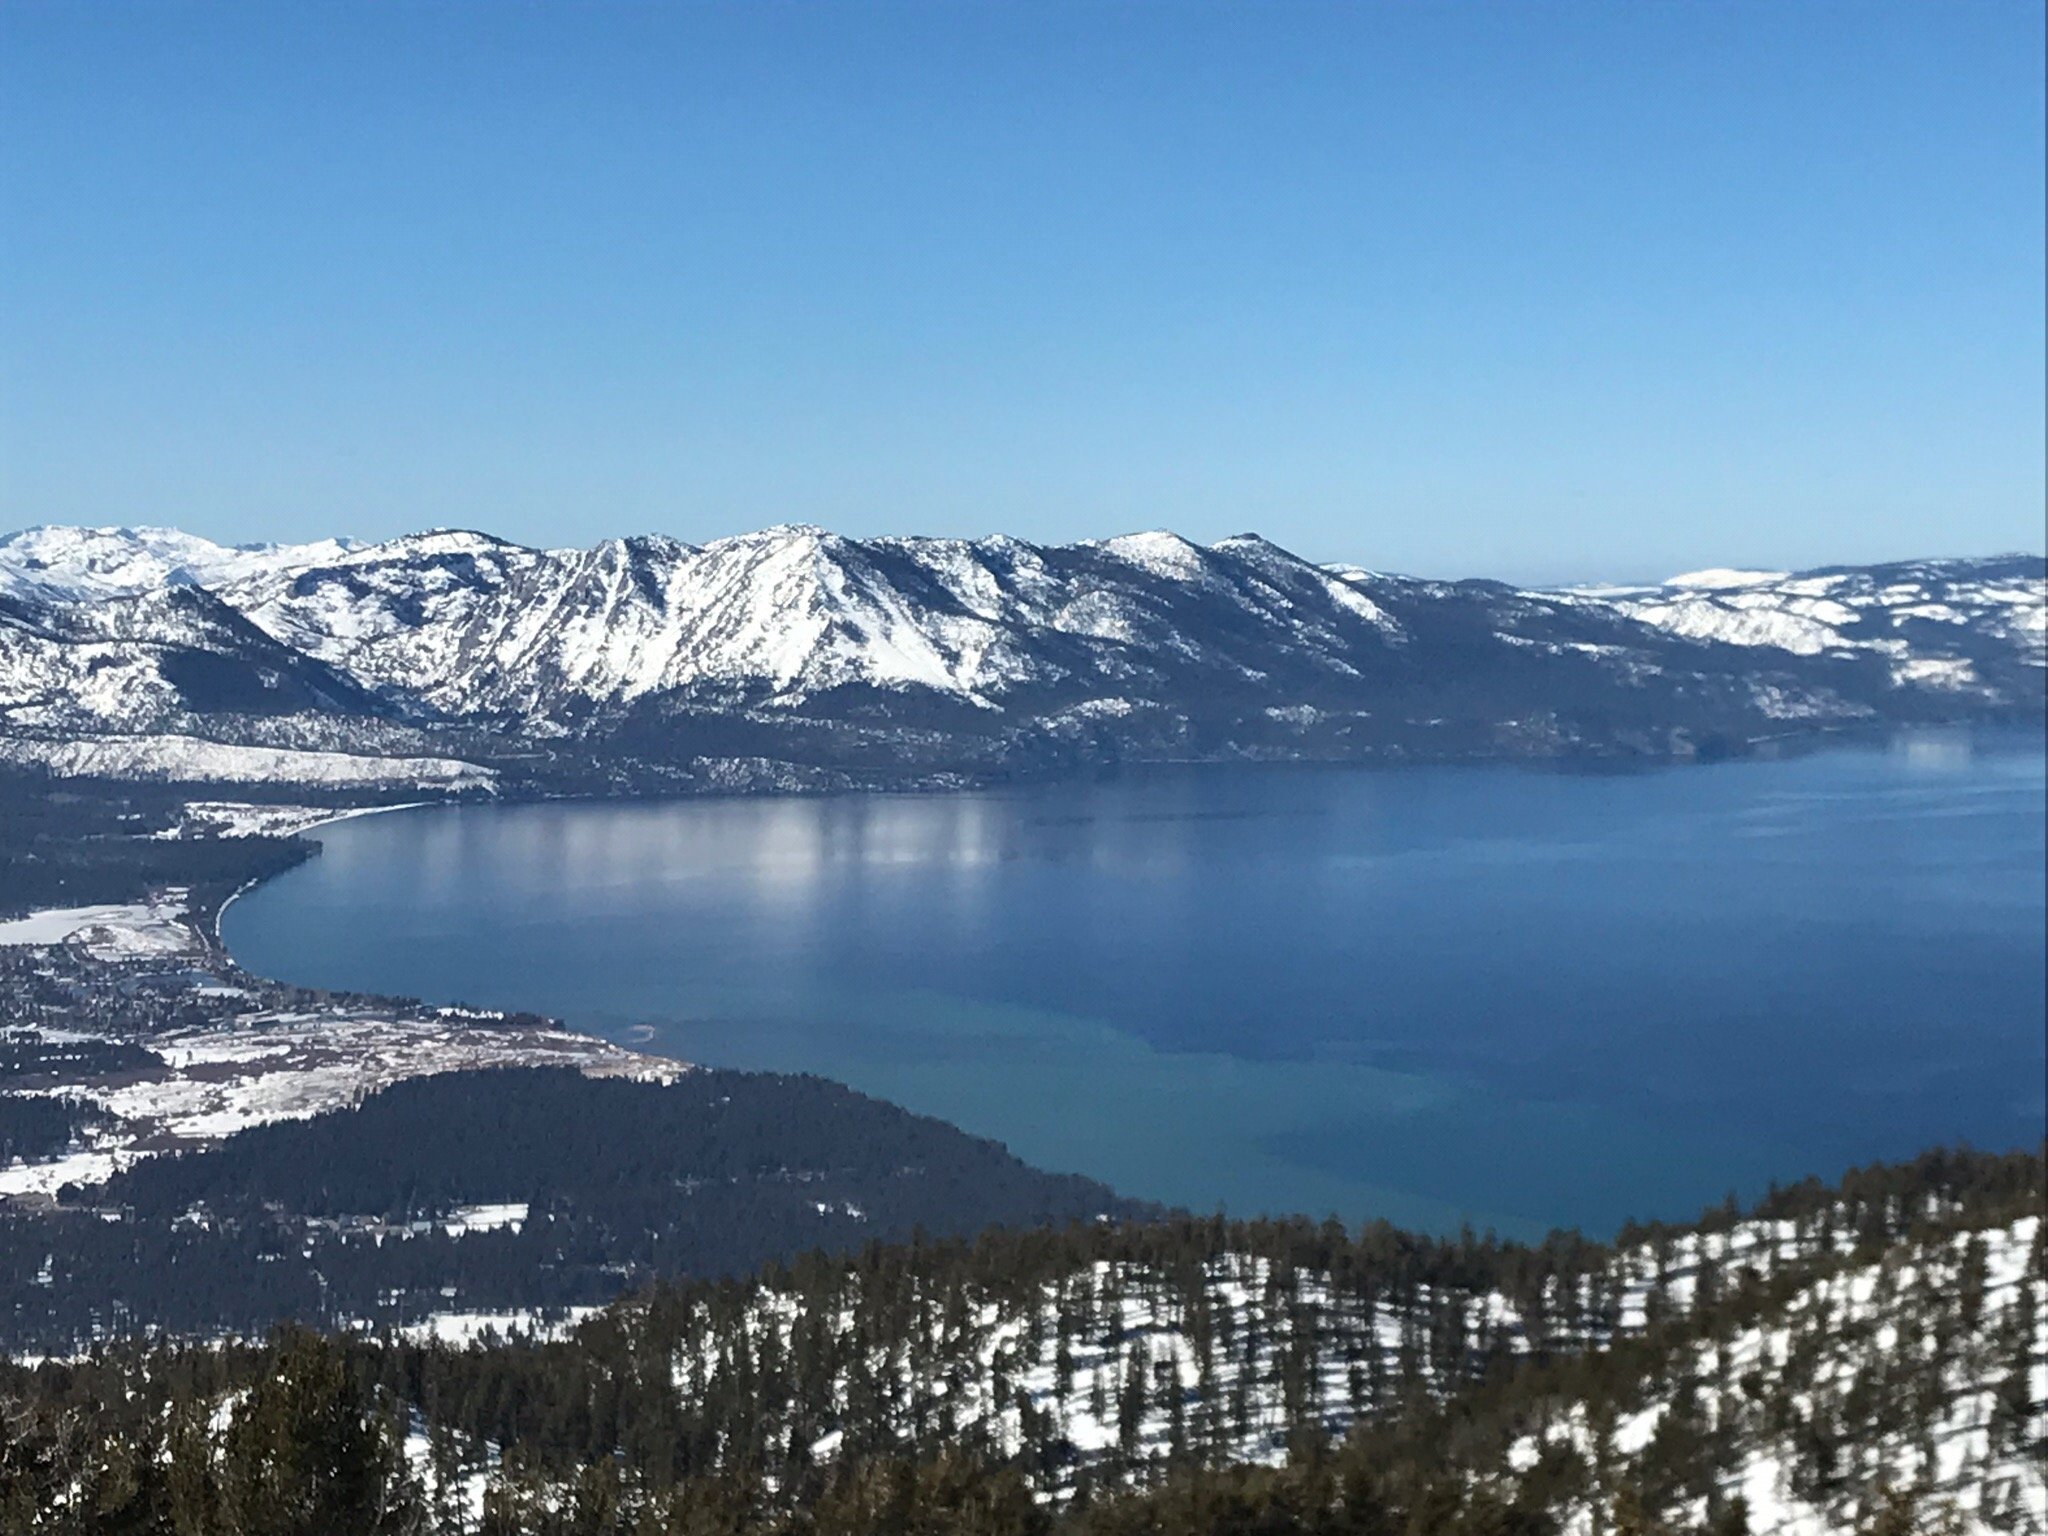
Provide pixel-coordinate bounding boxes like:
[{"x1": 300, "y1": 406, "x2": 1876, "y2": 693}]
[
  {"x1": 153, "y1": 800, "x2": 424, "y2": 839},
  {"x1": 0, "y1": 733, "x2": 495, "y2": 789},
  {"x1": 0, "y1": 891, "x2": 196, "y2": 960},
  {"x1": 440, "y1": 1201, "x2": 529, "y2": 1237},
  {"x1": 390, "y1": 1305, "x2": 601, "y2": 1348}
]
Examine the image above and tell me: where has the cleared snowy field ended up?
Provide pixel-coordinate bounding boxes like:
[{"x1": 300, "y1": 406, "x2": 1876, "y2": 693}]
[
  {"x1": 0, "y1": 893, "x2": 683, "y2": 1202},
  {"x1": 0, "y1": 891, "x2": 196, "y2": 960},
  {"x1": 1, "y1": 1008, "x2": 681, "y2": 1200}
]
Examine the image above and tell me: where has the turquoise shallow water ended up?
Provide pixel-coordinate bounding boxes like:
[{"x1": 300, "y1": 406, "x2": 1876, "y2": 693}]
[{"x1": 224, "y1": 731, "x2": 2047, "y2": 1238}]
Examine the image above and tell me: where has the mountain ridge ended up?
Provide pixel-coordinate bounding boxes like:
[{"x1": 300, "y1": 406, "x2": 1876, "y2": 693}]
[{"x1": 1, "y1": 524, "x2": 2040, "y2": 791}]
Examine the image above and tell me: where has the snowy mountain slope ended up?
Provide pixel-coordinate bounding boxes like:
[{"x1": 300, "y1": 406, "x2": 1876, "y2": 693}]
[
  {"x1": 1, "y1": 525, "x2": 2040, "y2": 786},
  {"x1": 0, "y1": 525, "x2": 355, "y2": 604},
  {"x1": 623, "y1": 1207, "x2": 2043, "y2": 1500},
  {"x1": 1514, "y1": 1215, "x2": 2047, "y2": 1536},
  {"x1": 1586, "y1": 556, "x2": 2046, "y2": 691},
  {"x1": 366, "y1": 1163, "x2": 2042, "y2": 1531},
  {"x1": 0, "y1": 584, "x2": 380, "y2": 736},
  {"x1": 0, "y1": 1150, "x2": 2035, "y2": 1533},
  {"x1": 214, "y1": 524, "x2": 1425, "y2": 716}
]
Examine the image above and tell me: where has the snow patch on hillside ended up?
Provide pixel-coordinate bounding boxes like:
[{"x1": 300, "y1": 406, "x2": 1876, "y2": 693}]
[
  {"x1": 0, "y1": 734, "x2": 494, "y2": 788},
  {"x1": 392, "y1": 1306, "x2": 601, "y2": 1348}
]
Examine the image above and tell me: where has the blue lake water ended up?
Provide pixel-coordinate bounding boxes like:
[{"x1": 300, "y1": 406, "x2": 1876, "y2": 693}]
[{"x1": 223, "y1": 732, "x2": 2047, "y2": 1239}]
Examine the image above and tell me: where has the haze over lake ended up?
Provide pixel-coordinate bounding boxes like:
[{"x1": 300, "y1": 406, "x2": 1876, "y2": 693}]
[{"x1": 225, "y1": 732, "x2": 2047, "y2": 1237}]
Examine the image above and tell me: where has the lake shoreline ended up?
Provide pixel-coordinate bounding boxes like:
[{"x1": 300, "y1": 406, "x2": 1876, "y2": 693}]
[{"x1": 220, "y1": 729, "x2": 2048, "y2": 1238}]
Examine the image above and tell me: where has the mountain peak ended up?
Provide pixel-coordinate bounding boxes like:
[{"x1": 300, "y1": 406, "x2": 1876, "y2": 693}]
[
  {"x1": 1096, "y1": 530, "x2": 1212, "y2": 581},
  {"x1": 364, "y1": 529, "x2": 523, "y2": 561},
  {"x1": 731, "y1": 522, "x2": 836, "y2": 543}
]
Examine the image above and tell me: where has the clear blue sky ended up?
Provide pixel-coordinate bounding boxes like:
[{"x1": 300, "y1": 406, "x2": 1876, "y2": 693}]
[{"x1": 2, "y1": 2, "x2": 2041, "y2": 582}]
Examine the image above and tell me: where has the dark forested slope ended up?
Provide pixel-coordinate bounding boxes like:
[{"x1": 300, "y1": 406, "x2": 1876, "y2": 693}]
[
  {"x1": 0, "y1": 1146, "x2": 2039, "y2": 1535},
  {"x1": 1, "y1": 1067, "x2": 1145, "y2": 1350}
]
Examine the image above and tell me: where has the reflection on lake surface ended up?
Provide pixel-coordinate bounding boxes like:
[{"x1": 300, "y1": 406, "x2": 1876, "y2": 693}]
[{"x1": 224, "y1": 732, "x2": 2047, "y2": 1237}]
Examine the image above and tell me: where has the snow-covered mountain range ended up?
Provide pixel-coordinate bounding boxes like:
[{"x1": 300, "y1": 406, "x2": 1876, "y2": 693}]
[{"x1": 1, "y1": 524, "x2": 2040, "y2": 789}]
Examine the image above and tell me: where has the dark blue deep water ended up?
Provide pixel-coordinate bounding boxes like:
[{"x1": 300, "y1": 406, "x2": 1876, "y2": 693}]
[{"x1": 224, "y1": 732, "x2": 2047, "y2": 1238}]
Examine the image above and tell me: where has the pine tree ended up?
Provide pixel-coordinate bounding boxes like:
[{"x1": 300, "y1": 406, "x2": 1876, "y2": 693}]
[{"x1": 213, "y1": 1330, "x2": 425, "y2": 1536}]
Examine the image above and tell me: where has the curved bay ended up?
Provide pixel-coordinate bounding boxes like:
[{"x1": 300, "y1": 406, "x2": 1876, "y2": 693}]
[{"x1": 224, "y1": 732, "x2": 2048, "y2": 1238}]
